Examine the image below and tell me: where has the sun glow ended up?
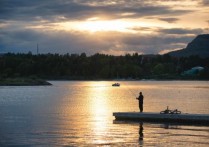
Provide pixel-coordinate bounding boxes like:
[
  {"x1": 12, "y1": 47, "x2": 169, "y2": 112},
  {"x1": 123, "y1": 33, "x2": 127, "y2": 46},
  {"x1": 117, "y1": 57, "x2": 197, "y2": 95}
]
[
  {"x1": 58, "y1": 18, "x2": 176, "y2": 34},
  {"x1": 60, "y1": 20, "x2": 134, "y2": 32}
]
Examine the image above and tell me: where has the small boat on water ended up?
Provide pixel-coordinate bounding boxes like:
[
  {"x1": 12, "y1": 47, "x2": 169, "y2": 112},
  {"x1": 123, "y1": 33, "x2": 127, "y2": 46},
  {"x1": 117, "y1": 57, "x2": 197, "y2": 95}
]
[{"x1": 112, "y1": 83, "x2": 120, "y2": 86}]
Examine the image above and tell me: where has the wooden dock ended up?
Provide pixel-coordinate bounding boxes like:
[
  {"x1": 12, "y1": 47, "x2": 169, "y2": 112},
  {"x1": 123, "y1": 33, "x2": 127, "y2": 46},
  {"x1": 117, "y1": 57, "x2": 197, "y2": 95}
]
[{"x1": 113, "y1": 112, "x2": 209, "y2": 124}]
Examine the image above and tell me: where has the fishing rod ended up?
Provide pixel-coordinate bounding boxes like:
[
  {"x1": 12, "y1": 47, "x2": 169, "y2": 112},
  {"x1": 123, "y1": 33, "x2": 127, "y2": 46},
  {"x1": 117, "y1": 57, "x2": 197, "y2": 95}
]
[{"x1": 122, "y1": 81, "x2": 138, "y2": 98}]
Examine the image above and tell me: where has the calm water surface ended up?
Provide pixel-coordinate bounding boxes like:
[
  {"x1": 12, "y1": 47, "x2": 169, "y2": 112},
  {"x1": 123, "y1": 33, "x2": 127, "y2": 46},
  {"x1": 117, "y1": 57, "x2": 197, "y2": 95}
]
[{"x1": 0, "y1": 81, "x2": 209, "y2": 146}]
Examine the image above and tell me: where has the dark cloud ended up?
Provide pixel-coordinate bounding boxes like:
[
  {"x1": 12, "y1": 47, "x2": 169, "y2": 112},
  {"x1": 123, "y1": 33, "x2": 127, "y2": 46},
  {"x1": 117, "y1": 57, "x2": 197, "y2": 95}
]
[
  {"x1": 0, "y1": 0, "x2": 88, "y2": 21},
  {"x1": 117, "y1": 33, "x2": 192, "y2": 54},
  {"x1": 201, "y1": 0, "x2": 209, "y2": 6},
  {"x1": 0, "y1": 9, "x2": 205, "y2": 55},
  {"x1": 0, "y1": 0, "x2": 193, "y2": 22},
  {"x1": 157, "y1": 28, "x2": 204, "y2": 35},
  {"x1": 0, "y1": 27, "x2": 118, "y2": 54},
  {"x1": 121, "y1": 34, "x2": 193, "y2": 47},
  {"x1": 129, "y1": 26, "x2": 154, "y2": 32},
  {"x1": 128, "y1": 27, "x2": 204, "y2": 35},
  {"x1": 158, "y1": 18, "x2": 179, "y2": 23},
  {"x1": 0, "y1": 0, "x2": 207, "y2": 55}
]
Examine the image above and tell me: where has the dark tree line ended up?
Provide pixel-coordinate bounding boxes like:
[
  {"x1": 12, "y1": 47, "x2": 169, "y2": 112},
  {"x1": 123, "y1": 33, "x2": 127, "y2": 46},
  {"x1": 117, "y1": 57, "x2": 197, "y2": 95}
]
[{"x1": 0, "y1": 52, "x2": 209, "y2": 80}]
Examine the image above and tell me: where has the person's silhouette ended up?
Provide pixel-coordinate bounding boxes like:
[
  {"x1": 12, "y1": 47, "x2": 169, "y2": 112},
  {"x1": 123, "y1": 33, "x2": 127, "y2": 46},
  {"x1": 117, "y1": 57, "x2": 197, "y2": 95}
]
[
  {"x1": 136, "y1": 92, "x2": 144, "y2": 112},
  {"x1": 139, "y1": 122, "x2": 144, "y2": 141}
]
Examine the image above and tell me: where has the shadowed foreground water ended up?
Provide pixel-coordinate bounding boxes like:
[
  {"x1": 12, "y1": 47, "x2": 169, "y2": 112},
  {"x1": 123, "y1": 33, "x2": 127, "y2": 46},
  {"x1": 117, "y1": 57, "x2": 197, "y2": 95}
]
[{"x1": 0, "y1": 81, "x2": 209, "y2": 146}]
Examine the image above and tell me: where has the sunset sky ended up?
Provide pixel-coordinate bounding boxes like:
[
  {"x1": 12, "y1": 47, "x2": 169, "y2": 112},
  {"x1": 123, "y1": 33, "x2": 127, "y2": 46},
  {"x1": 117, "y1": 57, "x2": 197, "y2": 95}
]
[{"x1": 0, "y1": 0, "x2": 209, "y2": 55}]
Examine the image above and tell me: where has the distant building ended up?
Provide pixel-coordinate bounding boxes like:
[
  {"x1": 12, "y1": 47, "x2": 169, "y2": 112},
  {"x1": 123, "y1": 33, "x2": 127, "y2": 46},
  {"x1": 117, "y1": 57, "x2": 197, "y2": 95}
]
[{"x1": 181, "y1": 66, "x2": 204, "y2": 76}]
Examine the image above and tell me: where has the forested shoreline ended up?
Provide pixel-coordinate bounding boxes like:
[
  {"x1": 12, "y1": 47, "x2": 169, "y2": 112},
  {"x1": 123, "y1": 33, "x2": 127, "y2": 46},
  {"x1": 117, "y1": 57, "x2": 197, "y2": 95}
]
[{"x1": 0, "y1": 52, "x2": 209, "y2": 80}]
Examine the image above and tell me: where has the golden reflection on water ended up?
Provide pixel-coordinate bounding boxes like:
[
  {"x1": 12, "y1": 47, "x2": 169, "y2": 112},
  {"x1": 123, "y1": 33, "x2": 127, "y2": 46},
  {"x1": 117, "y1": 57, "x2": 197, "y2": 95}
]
[
  {"x1": 55, "y1": 81, "x2": 113, "y2": 145},
  {"x1": 1, "y1": 81, "x2": 209, "y2": 146},
  {"x1": 88, "y1": 82, "x2": 109, "y2": 113},
  {"x1": 87, "y1": 82, "x2": 111, "y2": 144},
  {"x1": 54, "y1": 81, "x2": 209, "y2": 145}
]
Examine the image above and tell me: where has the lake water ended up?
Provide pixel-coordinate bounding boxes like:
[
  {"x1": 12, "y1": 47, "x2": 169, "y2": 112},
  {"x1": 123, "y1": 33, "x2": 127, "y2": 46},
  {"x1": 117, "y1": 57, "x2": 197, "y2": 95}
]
[{"x1": 0, "y1": 81, "x2": 209, "y2": 146}]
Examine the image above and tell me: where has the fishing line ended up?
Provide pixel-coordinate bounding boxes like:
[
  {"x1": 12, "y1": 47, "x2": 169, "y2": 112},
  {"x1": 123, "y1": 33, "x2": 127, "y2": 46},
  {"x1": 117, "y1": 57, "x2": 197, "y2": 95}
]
[{"x1": 122, "y1": 82, "x2": 137, "y2": 98}]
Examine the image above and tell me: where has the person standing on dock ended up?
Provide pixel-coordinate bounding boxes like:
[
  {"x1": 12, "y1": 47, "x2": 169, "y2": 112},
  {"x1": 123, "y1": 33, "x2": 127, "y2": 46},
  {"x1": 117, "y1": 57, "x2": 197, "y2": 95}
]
[{"x1": 136, "y1": 92, "x2": 144, "y2": 112}]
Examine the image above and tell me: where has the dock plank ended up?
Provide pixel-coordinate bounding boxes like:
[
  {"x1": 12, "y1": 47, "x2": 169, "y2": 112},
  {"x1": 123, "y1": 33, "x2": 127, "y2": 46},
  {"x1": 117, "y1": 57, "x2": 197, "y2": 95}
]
[{"x1": 113, "y1": 112, "x2": 209, "y2": 124}]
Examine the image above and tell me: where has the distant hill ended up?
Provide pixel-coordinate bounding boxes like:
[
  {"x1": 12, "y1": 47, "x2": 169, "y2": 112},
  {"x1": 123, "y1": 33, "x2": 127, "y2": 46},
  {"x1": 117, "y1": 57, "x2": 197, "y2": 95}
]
[{"x1": 168, "y1": 34, "x2": 209, "y2": 58}]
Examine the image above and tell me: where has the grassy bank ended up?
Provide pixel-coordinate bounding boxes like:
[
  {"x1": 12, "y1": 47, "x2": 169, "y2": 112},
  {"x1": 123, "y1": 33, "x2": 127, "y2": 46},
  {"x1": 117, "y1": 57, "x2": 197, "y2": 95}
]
[{"x1": 0, "y1": 78, "x2": 52, "y2": 86}]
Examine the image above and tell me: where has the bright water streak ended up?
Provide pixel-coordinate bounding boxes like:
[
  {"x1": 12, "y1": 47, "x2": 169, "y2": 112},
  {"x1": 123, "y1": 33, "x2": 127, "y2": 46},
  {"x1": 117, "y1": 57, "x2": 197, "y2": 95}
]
[{"x1": 0, "y1": 81, "x2": 209, "y2": 146}]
